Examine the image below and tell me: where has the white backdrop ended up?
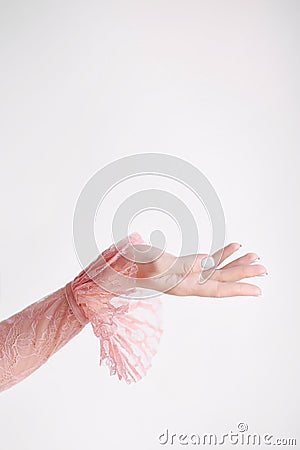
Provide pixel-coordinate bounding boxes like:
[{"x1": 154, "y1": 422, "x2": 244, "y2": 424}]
[{"x1": 0, "y1": 1, "x2": 299, "y2": 449}]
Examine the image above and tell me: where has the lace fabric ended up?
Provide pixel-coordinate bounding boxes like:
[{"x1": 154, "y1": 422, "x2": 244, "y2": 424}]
[
  {"x1": 0, "y1": 287, "x2": 84, "y2": 393},
  {"x1": 0, "y1": 233, "x2": 163, "y2": 393}
]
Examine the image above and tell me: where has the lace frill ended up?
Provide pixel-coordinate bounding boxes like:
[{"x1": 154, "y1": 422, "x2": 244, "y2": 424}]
[{"x1": 65, "y1": 232, "x2": 163, "y2": 384}]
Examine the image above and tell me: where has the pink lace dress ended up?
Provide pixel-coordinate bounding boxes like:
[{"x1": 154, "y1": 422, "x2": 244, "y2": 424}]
[{"x1": 0, "y1": 233, "x2": 163, "y2": 393}]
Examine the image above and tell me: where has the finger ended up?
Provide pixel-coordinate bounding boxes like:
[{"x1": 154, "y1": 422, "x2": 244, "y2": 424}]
[
  {"x1": 221, "y1": 253, "x2": 259, "y2": 270},
  {"x1": 208, "y1": 242, "x2": 241, "y2": 269},
  {"x1": 212, "y1": 264, "x2": 267, "y2": 282},
  {"x1": 183, "y1": 275, "x2": 262, "y2": 297},
  {"x1": 213, "y1": 281, "x2": 262, "y2": 297},
  {"x1": 178, "y1": 253, "x2": 209, "y2": 273},
  {"x1": 176, "y1": 243, "x2": 242, "y2": 274},
  {"x1": 165, "y1": 272, "x2": 261, "y2": 298}
]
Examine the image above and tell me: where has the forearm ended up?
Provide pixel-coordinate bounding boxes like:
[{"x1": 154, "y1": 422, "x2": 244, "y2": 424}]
[{"x1": 0, "y1": 285, "x2": 87, "y2": 393}]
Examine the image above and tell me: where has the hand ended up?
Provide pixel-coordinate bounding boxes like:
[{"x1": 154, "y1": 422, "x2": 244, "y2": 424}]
[{"x1": 132, "y1": 243, "x2": 267, "y2": 298}]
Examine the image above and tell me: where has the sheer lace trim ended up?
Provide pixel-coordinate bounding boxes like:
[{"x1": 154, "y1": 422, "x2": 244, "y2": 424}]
[{"x1": 69, "y1": 232, "x2": 163, "y2": 383}]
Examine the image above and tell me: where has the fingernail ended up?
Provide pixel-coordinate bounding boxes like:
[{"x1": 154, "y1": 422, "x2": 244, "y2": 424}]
[
  {"x1": 257, "y1": 272, "x2": 268, "y2": 277},
  {"x1": 201, "y1": 256, "x2": 215, "y2": 269},
  {"x1": 251, "y1": 256, "x2": 260, "y2": 263}
]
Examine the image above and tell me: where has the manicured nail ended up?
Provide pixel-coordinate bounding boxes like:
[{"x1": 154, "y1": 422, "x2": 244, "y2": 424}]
[
  {"x1": 257, "y1": 272, "x2": 268, "y2": 277},
  {"x1": 201, "y1": 256, "x2": 215, "y2": 269},
  {"x1": 251, "y1": 257, "x2": 260, "y2": 263}
]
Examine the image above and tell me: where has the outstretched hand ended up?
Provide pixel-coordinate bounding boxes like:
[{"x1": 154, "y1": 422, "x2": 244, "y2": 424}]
[{"x1": 132, "y1": 242, "x2": 267, "y2": 298}]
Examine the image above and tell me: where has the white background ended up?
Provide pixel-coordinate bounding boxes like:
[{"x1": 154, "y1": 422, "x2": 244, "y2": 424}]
[{"x1": 0, "y1": 1, "x2": 299, "y2": 449}]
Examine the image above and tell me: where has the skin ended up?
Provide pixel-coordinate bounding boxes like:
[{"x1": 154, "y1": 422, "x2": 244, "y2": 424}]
[{"x1": 128, "y1": 242, "x2": 268, "y2": 298}]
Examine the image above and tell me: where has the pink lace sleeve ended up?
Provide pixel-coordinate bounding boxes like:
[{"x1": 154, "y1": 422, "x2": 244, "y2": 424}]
[
  {"x1": 0, "y1": 287, "x2": 85, "y2": 393},
  {"x1": 0, "y1": 233, "x2": 163, "y2": 393}
]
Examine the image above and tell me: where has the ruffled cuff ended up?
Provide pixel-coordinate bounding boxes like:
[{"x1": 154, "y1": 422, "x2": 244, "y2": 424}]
[{"x1": 65, "y1": 233, "x2": 163, "y2": 384}]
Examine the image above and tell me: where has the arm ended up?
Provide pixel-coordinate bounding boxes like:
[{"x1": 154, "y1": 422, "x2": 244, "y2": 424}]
[
  {"x1": 0, "y1": 233, "x2": 162, "y2": 393},
  {"x1": 0, "y1": 233, "x2": 267, "y2": 393},
  {"x1": 0, "y1": 286, "x2": 86, "y2": 393}
]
